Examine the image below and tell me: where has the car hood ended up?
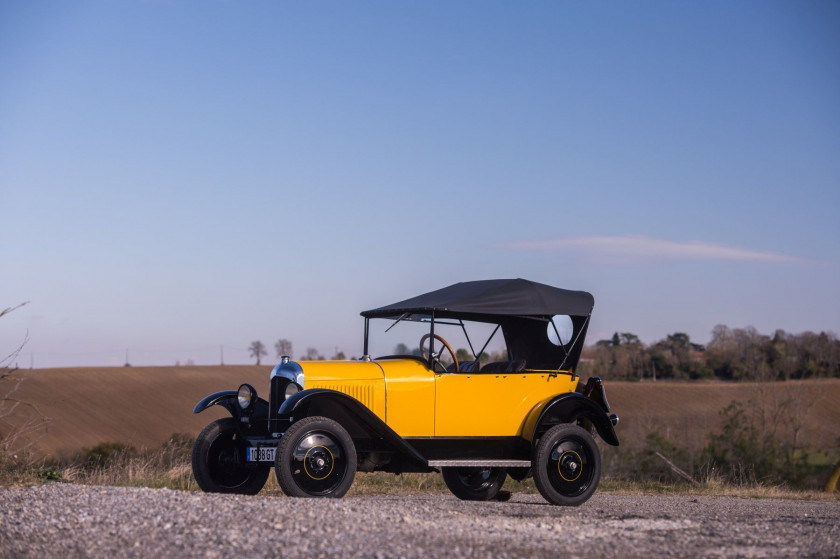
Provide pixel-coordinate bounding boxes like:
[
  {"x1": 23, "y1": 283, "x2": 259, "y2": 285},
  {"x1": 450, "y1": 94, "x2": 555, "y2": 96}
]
[{"x1": 298, "y1": 360, "x2": 385, "y2": 383}]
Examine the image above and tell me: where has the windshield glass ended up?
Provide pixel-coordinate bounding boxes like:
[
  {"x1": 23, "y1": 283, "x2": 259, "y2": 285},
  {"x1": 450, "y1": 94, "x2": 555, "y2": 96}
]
[{"x1": 367, "y1": 316, "x2": 508, "y2": 364}]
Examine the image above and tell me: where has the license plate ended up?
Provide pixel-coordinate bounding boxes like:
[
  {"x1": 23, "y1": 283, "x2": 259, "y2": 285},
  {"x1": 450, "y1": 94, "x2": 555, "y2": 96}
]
[{"x1": 247, "y1": 447, "x2": 276, "y2": 463}]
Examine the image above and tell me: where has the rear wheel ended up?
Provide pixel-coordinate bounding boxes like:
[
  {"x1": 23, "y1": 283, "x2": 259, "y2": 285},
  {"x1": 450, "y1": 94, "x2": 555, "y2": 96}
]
[
  {"x1": 191, "y1": 418, "x2": 270, "y2": 494},
  {"x1": 441, "y1": 467, "x2": 507, "y2": 501},
  {"x1": 276, "y1": 416, "x2": 357, "y2": 498},
  {"x1": 533, "y1": 424, "x2": 601, "y2": 506}
]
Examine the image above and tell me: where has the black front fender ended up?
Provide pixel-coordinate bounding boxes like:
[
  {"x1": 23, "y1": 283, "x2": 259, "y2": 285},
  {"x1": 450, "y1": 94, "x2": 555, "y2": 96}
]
[
  {"x1": 525, "y1": 392, "x2": 619, "y2": 446},
  {"x1": 193, "y1": 391, "x2": 270, "y2": 424},
  {"x1": 194, "y1": 391, "x2": 238, "y2": 415},
  {"x1": 279, "y1": 389, "x2": 427, "y2": 465}
]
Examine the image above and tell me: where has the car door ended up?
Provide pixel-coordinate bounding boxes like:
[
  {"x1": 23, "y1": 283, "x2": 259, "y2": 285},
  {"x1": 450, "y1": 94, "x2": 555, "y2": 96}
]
[
  {"x1": 434, "y1": 370, "x2": 577, "y2": 437},
  {"x1": 379, "y1": 358, "x2": 436, "y2": 437}
]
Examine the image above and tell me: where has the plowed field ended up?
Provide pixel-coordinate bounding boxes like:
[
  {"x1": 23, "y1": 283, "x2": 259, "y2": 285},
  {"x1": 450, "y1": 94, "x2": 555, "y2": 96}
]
[{"x1": 5, "y1": 366, "x2": 839, "y2": 458}]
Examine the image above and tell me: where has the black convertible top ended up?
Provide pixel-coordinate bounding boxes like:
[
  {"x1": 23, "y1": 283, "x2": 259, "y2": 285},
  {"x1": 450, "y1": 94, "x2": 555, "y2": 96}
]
[{"x1": 361, "y1": 278, "x2": 594, "y2": 320}]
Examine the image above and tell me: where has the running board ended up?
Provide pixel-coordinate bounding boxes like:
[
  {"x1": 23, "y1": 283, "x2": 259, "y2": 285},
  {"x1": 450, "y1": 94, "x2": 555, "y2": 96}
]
[{"x1": 427, "y1": 459, "x2": 532, "y2": 468}]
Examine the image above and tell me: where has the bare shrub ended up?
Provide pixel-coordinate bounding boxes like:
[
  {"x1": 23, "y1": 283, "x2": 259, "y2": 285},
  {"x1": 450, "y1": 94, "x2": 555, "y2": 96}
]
[{"x1": 0, "y1": 302, "x2": 51, "y2": 485}]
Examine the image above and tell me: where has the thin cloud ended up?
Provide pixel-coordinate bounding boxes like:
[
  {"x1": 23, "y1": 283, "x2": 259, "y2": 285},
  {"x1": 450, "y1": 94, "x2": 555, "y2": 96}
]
[{"x1": 495, "y1": 235, "x2": 802, "y2": 263}]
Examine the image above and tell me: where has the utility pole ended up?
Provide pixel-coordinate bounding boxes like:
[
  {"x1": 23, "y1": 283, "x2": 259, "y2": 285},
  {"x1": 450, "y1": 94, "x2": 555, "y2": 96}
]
[
  {"x1": 30, "y1": 352, "x2": 33, "y2": 369},
  {"x1": 220, "y1": 345, "x2": 224, "y2": 366}
]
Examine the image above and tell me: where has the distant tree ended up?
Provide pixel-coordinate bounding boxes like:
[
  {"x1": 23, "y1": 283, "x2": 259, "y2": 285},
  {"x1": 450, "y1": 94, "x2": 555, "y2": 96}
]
[
  {"x1": 331, "y1": 350, "x2": 346, "y2": 360},
  {"x1": 455, "y1": 348, "x2": 472, "y2": 362},
  {"x1": 304, "y1": 347, "x2": 323, "y2": 361},
  {"x1": 667, "y1": 332, "x2": 691, "y2": 349},
  {"x1": 619, "y1": 332, "x2": 641, "y2": 346},
  {"x1": 275, "y1": 338, "x2": 293, "y2": 359},
  {"x1": 249, "y1": 341, "x2": 267, "y2": 365},
  {"x1": 394, "y1": 343, "x2": 410, "y2": 355},
  {"x1": 487, "y1": 349, "x2": 508, "y2": 362}
]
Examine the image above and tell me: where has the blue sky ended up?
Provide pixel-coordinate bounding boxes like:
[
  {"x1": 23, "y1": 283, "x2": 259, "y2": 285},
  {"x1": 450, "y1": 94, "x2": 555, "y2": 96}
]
[{"x1": 1, "y1": 1, "x2": 838, "y2": 367}]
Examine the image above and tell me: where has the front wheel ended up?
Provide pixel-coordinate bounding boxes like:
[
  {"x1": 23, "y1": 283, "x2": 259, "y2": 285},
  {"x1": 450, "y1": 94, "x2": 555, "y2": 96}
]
[
  {"x1": 191, "y1": 418, "x2": 270, "y2": 494},
  {"x1": 275, "y1": 416, "x2": 357, "y2": 498},
  {"x1": 533, "y1": 423, "x2": 601, "y2": 506},
  {"x1": 442, "y1": 467, "x2": 507, "y2": 501}
]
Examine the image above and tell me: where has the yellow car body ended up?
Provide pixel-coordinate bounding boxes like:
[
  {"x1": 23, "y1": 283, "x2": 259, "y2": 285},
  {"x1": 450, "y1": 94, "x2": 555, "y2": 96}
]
[{"x1": 303, "y1": 359, "x2": 577, "y2": 438}]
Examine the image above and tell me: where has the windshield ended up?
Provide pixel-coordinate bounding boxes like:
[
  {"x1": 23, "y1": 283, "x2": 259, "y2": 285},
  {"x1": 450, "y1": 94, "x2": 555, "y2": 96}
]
[{"x1": 366, "y1": 315, "x2": 508, "y2": 365}]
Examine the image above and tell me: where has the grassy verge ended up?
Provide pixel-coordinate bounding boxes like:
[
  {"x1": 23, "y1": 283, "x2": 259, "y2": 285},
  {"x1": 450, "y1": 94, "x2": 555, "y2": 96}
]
[
  {"x1": 598, "y1": 479, "x2": 840, "y2": 501},
  {"x1": 1, "y1": 436, "x2": 838, "y2": 502}
]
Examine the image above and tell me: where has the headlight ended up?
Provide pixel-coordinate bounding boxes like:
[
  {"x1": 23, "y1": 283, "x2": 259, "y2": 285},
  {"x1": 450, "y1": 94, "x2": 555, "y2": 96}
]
[
  {"x1": 237, "y1": 383, "x2": 257, "y2": 411},
  {"x1": 284, "y1": 382, "x2": 302, "y2": 399}
]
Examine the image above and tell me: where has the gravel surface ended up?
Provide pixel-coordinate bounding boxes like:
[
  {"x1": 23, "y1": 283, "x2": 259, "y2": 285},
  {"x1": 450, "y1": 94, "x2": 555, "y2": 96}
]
[{"x1": 1, "y1": 484, "x2": 838, "y2": 558}]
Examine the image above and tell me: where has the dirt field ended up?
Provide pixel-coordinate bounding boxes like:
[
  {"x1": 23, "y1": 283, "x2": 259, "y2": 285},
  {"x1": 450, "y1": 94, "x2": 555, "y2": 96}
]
[{"x1": 5, "y1": 365, "x2": 840, "y2": 458}]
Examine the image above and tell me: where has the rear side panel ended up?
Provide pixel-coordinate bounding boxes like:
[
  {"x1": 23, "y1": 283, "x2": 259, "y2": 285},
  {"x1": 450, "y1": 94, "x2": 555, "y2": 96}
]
[{"x1": 434, "y1": 372, "x2": 578, "y2": 437}]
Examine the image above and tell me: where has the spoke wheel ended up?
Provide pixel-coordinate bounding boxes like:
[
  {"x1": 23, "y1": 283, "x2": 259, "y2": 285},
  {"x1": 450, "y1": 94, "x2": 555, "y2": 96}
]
[
  {"x1": 442, "y1": 467, "x2": 507, "y2": 501},
  {"x1": 276, "y1": 416, "x2": 356, "y2": 498},
  {"x1": 191, "y1": 418, "x2": 270, "y2": 495},
  {"x1": 533, "y1": 424, "x2": 601, "y2": 506}
]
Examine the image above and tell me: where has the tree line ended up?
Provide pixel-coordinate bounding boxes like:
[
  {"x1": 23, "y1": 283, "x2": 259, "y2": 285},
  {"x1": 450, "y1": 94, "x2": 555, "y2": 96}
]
[
  {"x1": 247, "y1": 339, "x2": 348, "y2": 365},
  {"x1": 246, "y1": 326, "x2": 840, "y2": 382},
  {"x1": 579, "y1": 325, "x2": 840, "y2": 381},
  {"x1": 245, "y1": 339, "x2": 508, "y2": 366}
]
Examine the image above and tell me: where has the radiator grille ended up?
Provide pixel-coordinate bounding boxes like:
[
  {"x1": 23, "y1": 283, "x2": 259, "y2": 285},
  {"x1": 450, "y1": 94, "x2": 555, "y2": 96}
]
[{"x1": 313, "y1": 382, "x2": 374, "y2": 408}]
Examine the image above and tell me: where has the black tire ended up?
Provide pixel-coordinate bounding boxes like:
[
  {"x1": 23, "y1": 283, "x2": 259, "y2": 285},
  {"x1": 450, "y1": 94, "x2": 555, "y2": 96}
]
[
  {"x1": 191, "y1": 418, "x2": 270, "y2": 495},
  {"x1": 533, "y1": 423, "x2": 601, "y2": 506},
  {"x1": 441, "y1": 467, "x2": 507, "y2": 501},
  {"x1": 275, "y1": 416, "x2": 357, "y2": 498}
]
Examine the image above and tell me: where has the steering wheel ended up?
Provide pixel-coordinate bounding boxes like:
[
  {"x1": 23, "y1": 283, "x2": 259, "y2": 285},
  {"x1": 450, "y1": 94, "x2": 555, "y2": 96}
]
[{"x1": 419, "y1": 333, "x2": 459, "y2": 373}]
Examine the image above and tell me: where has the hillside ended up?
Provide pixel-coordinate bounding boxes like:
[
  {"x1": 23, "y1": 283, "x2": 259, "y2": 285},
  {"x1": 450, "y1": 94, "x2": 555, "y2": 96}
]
[{"x1": 5, "y1": 366, "x2": 839, "y2": 458}]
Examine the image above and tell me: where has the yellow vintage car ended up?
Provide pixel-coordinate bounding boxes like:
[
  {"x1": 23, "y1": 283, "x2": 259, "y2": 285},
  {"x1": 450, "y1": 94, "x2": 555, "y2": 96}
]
[{"x1": 191, "y1": 279, "x2": 619, "y2": 506}]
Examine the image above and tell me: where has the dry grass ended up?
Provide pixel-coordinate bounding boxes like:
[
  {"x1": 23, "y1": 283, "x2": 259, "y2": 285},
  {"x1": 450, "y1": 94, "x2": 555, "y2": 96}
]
[
  {"x1": 0, "y1": 453, "x2": 44, "y2": 486},
  {"x1": 599, "y1": 478, "x2": 840, "y2": 501},
  {"x1": 59, "y1": 449, "x2": 198, "y2": 492}
]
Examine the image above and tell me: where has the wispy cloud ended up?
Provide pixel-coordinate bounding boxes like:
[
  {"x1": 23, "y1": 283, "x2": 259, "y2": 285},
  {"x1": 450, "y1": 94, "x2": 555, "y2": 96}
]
[{"x1": 494, "y1": 235, "x2": 803, "y2": 263}]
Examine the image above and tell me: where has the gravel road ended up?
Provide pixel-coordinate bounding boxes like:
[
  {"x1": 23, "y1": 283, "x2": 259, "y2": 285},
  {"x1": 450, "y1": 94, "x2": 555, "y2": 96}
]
[{"x1": 1, "y1": 484, "x2": 838, "y2": 558}]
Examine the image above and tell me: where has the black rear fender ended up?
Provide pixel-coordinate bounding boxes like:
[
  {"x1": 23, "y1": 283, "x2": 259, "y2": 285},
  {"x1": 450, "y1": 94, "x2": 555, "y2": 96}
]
[{"x1": 526, "y1": 392, "x2": 619, "y2": 446}]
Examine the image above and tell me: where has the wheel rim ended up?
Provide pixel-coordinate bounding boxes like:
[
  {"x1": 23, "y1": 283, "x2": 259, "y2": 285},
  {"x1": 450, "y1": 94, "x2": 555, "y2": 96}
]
[
  {"x1": 207, "y1": 433, "x2": 251, "y2": 489},
  {"x1": 547, "y1": 437, "x2": 594, "y2": 497},
  {"x1": 288, "y1": 430, "x2": 347, "y2": 495},
  {"x1": 455, "y1": 467, "x2": 498, "y2": 492}
]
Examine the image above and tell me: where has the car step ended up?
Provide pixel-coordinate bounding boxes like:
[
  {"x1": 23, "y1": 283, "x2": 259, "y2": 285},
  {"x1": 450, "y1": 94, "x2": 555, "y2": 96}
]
[{"x1": 427, "y1": 459, "x2": 531, "y2": 468}]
